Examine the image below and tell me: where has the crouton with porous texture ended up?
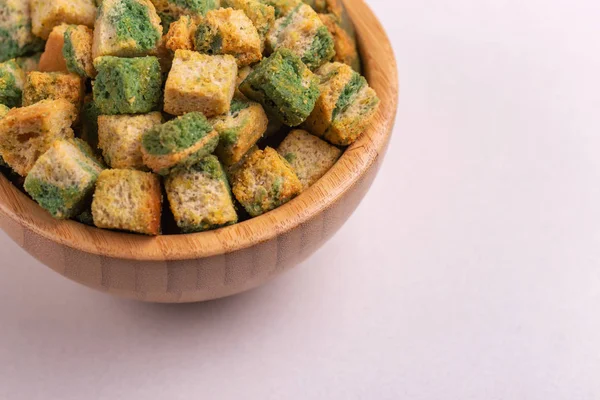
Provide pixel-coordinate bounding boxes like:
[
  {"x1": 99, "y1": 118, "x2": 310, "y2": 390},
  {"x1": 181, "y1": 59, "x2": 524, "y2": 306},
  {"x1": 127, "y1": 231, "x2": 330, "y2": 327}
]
[
  {"x1": 304, "y1": 62, "x2": 379, "y2": 146},
  {"x1": 38, "y1": 24, "x2": 70, "y2": 73},
  {"x1": 24, "y1": 138, "x2": 104, "y2": 219},
  {"x1": 150, "y1": 0, "x2": 220, "y2": 31},
  {"x1": 210, "y1": 98, "x2": 268, "y2": 166},
  {"x1": 22, "y1": 71, "x2": 84, "y2": 107},
  {"x1": 0, "y1": 0, "x2": 45, "y2": 61},
  {"x1": 92, "y1": 0, "x2": 162, "y2": 58},
  {"x1": 0, "y1": 99, "x2": 77, "y2": 176},
  {"x1": 30, "y1": 0, "x2": 96, "y2": 40},
  {"x1": 63, "y1": 25, "x2": 96, "y2": 78},
  {"x1": 239, "y1": 49, "x2": 319, "y2": 127},
  {"x1": 221, "y1": 0, "x2": 275, "y2": 50},
  {"x1": 232, "y1": 147, "x2": 302, "y2": 217},
  {"x1": 0, "y1": 60, "x2": 26, "y2": 108},
  {"x1": 318, "y1": 13, "x2": 360, "y2": 72},
  {"x1": 163, "y1": 50, "x2": 238, "y2": 117},
  {"x1": 277, "y1": 129, "x2": 340, "y2": 189},
  {"x1": 92, "y1": 169, "x2": 162, "y2": 235},
  {"x1": 98, "y1": 112, "x2": 163, "y2": 170},
  {"x1": 141, "y1": 112, "x2": 220, "y2": 175},
  {"x1": 165, "y1": 155, "x2": 238, "y2": 233}
]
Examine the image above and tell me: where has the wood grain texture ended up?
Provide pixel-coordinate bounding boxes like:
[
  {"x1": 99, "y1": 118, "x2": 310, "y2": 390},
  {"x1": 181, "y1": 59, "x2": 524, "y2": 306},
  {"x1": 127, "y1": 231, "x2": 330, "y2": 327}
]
[{"x1": 0, "y1": 0, "x2": 399, "y2": 303}]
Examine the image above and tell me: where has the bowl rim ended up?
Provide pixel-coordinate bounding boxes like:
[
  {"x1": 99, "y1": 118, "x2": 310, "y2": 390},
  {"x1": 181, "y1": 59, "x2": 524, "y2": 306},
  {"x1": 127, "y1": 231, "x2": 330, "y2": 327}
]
[{"x1": 0, "y1": 0, "x2": 399, "y2": 261}]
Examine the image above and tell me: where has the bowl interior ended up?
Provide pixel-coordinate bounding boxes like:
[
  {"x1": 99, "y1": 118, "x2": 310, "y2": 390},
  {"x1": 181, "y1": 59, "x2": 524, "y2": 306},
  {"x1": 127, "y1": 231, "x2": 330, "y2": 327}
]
[{"x1": 0, "y1": 0, "x2": 398, "y2": 261}]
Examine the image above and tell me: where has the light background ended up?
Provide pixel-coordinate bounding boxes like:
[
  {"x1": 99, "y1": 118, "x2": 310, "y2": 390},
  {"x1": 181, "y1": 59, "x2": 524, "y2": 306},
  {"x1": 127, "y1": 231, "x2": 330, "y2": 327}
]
[{"x1": 1, "y1": 0, "x2": 600, "y2": 398}]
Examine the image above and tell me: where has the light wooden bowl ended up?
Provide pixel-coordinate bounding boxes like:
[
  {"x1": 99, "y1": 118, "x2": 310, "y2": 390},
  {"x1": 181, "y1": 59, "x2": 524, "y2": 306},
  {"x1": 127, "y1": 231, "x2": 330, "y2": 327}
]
[{"x1": 0, "y1": 0, "x2": 398, "y2": 303}]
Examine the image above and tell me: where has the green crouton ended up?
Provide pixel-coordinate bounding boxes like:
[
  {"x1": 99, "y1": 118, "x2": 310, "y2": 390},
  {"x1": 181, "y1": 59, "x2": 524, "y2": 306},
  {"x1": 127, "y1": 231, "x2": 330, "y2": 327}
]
[
  {"x1": 24, "y1": 139, "x2": 104, "y2": 219},
  {"x1": 232, "y1": 146, "x2": 302, "y2": 216},
  {"x1": 92, "y1": 169, "x2": 163, "y2": 235},
  {"x1": 0, "y1": 99, "x2": 77, "y2": 176},
  {"x1": 260, "y1": 0, "x2": 302, "y2": 18},
  {"x1": 0, "y1": 60, "x2": 25, "y2": 108},
  {"x1": 141, "y1": 112, "x2": 220, "y2": 175},
  {"x1": 92, "y1": 0, "x2": 163, "y2": 58},
  {"x1": 63, "y1": 25, "x2": 96, "y2": 78},
  {"x1": 240, "y1": 49, "x2": 319, "y2": 127},
  {"x1": 266, "y1": 4, "x2": 335, "y2": 70},
  {"x1": 0, "y1": 0, "x2": 45, "y2": 62},
  {"x1": 194, "y1": 8, "x2": 262, "y2": 67},
  {"x1": 163, "y1": 50, "x2": 238, "y2": 117},
  {"x1": 165, "y1": 155, "x2": 238, "y2": 232},
  {"x1": 22, "y1": 71, "x2": 84, "y2": 107},
  {"x1": 277, "y1": 129, "x2": 340, "y2": 189},
  {"x1": 150, "y1": 0, "x2": 220, "y2": 31},
  {"x1": 93, "y1": 56, "x2": 162, "y2": 115},
  {"x1": 210, "y1": 98, "x2": 268, "y2": 166},
  {"x1": 304, "y1": 62, "x2": 379, "y2": 146},
  {"x1": 98, "y1": 112, "x2": 163, "y2": 170},
  {"x1": 222, "y1": 0, "x2": 275, "y2": 49},
  {"x1": 30, "y1": 0, "x2": 97, "y2": 40}
]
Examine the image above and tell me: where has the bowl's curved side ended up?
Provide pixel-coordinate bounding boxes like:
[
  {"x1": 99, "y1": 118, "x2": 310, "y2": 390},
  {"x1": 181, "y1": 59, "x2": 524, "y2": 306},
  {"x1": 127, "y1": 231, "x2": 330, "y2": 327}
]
[{"x1": 0, "y1": 0, "x2": 398, "y2": 302}]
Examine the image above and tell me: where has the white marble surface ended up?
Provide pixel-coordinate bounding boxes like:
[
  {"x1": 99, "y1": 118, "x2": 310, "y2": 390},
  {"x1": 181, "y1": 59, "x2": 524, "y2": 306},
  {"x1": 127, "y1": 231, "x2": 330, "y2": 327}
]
[{"x1": 2, "y1": 0, "x2": 600, "y2": 398}]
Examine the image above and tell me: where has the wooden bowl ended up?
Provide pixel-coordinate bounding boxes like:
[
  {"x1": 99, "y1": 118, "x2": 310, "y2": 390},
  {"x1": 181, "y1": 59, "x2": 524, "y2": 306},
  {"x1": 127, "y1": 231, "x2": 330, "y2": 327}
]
[{"x1": 0, "y1": 0, "x2": 398, "y2": 303}]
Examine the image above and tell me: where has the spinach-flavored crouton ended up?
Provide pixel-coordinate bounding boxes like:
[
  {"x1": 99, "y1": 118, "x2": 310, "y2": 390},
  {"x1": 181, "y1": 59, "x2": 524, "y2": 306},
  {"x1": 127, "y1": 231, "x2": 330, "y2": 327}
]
[
  {"x1": 38, "y1": 24, "x2": 70, "y2": 73},
  {"x1": 260, "y1": 0, "x2": 302, "y2": 18},
  {"x1": 98, "y1": 112, "x2": 163, "y2": 170},
  {"x1": 150, "y1": 0, "x2": 220, "y2": 31},
  {"x1": 0, "y1": 99, "x2": 77, "y2": 176},
  {"x1": 232, "y1": 147, "x2": 301, "y2": 217},
  {"x1": 0, "y1": 60, "x2": 26, "y2": 108},
  {"x1": 30, "y1": 0, "x2": 97, "y2": 40},
  {"x1": 277, "y1": 129, "x2": 340, "y2": 189},
  {"x1": 194, "y1": 8, "x2": 262, "y2": 67},
  {"x1": 266, "y1": 4, "x2": 335, "y2": 70},
  {"x1": 92, "y1": 0, "x2": 163, "y2": 58},
  {"x1": 93, "y1": 56, "x2": 162, "y2": 115},
  {"x1": 92, "y1": 169, "x2": 162, "y2": 235},
  {"x1": 165, "y1": 155, "x2": 238, "y2": 232},
  {"x1": 239, "y1": 49, "x2": 319, "y2": 127},
  {"x1": 304, "y1": 62, "x2": 379, "y2": 146},
  {"x1": 79, "y1": 94, "x2": 101, "y2": 149},
  {"x1": 164, "y1": 15, "x2": 198, "y2": 52},
  {"x1": 210, "y1": 98, "x2": 268, "y2": 166},
  {"x1": 141, "y1": 111, "x2": 219, "y2": 175},
  {"x1": 163, "y1": 50, "x2": 238, "y2": 117},
  {"x1": 63, "y1": 25, "x2": 96, "y2": 78},
  {"x1": 221, "y1": 0, "x2": 276, "y2": 50},
  {"x1": 318, "y1": 13, "x2": 360, "y2": 72},
  {"x1": 24, "y1": 139, "x2": 104, "y2": 219},
  {"x1": 22, "y1": 72, "x2": 84, "y2": 107},
  {"x1": 0, "y1": 0, "x2": 45, "y2": 63}
]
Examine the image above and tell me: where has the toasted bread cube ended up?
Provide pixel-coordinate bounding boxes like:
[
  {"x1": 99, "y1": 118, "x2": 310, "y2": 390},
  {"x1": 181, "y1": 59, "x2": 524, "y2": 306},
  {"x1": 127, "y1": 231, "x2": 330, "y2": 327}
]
[
  {"x1": 164, "y1": 50, "x2": 237, "y2": 117},
  {"x1": 92, "y1": 0, "x2": 163, "y2": 58},
  {"x1": 63, "y1": 25, "x2": 96, "y2": 78},
  {"x1": 0, "y1": 60, "x2": 26, "y2": 108},
  {"x1": 194, "y1": 8, "x2": 262, "y2": 67},
  {"x1": 0, "y1": 99, "x2": 77, "y2": 176},
  {"x1": 98, "y1": 112, "x2": 163, "y2": 170},
  {"x1": 232, "y1": 147, "x2": 301, "y2": 216},
  {"x1": 0, "y1": 0, "x2": 45, "y2": 62},
  {"x1": 225, "y1": 144, "x2": 258, "y2": 181},
  {"x1": 80, "y1": 94, "x2": 101, "y2": 149},
  {"x1": 150, "y1": 0, "x2": 220, "y2": 31},
  {"x1": 319, "y1": 13, "x2": 360, "y2": 72},
  {"x1": 277, "y1": 129, "x2": 340, "y2": 189},
  {"x1": 30, "y1": 0, "x2": 96, "y2": 40},
  {"x1": 304, "y1": 62, "x2": 379, "y2": 146},
  {"x1": 165, "y1": 155, "x2": 237, "y2": 232},
  {"x1": 24, "y1": 139, "x2": 104, "y2": 219},
  {"x1": 92, "y1": 169, "x2": 162, "y2": 235},
  {"x1": 38, "y1": 24, "x2": 70, "y2": 73},
  {"x1": 210, "y1": 99, "x2": 268, "y2": 166},
  {"x1": 260, "y1": 0, "x2": 302, "y2": 18},
  {"x1": 93, "y1": 56, "x2": 162, "y2": 115},
  {"x1": 164, "y1": 16, "x2": 198, "y2": 52},
  {"x1": 240, "y1": 49, "x2": 319, "y2": 126},
  {"x1": 22, "y1": 72, "x2": 84, "y2": 107},
  {"x1": 222, "y1": 0, "x2": 274, "y2": 48},
  {"x1": 266, "y1": 4, "x2": 334, "y2": 70},
  {"x1": 141, "y1": 112, "x2": 219, "y2": 175}
]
